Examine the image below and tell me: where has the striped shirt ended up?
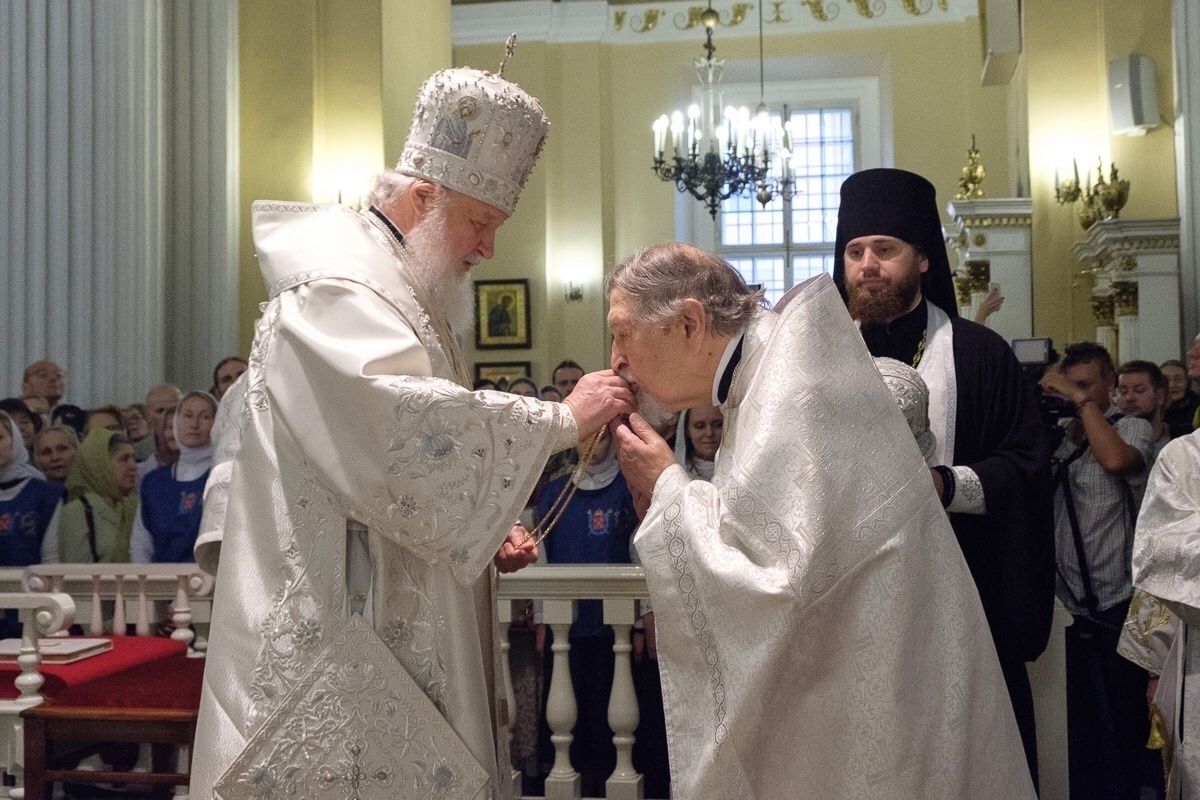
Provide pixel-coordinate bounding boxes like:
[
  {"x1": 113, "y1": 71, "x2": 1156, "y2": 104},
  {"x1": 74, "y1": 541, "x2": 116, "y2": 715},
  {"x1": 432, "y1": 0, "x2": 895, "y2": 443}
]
[{"x1": 1053, "y1": 412, "x2": 1155, "y2": 616}]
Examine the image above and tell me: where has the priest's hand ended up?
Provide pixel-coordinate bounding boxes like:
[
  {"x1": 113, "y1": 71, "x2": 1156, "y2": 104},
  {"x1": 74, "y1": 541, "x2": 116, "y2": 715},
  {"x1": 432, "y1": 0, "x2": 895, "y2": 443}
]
[
  {"x1": 611, "y1": 413, "x2": 676, "y2": 500},
  {"x1": 494, "y1": 525, "x2": 538, "y2": 573},
  {"x1": 563, "y1": 370, "x2": 636, "y2": 444}
]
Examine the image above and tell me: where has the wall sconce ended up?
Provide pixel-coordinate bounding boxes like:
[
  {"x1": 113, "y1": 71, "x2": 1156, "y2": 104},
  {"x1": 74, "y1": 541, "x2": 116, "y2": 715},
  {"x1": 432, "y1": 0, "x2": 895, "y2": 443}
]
[
  {"x1": 1054, "y1": 157, "x2": 1130, "y2": 231},
  {"x1": 565, "y1": 281, "x2": 584, "y2": 302}
]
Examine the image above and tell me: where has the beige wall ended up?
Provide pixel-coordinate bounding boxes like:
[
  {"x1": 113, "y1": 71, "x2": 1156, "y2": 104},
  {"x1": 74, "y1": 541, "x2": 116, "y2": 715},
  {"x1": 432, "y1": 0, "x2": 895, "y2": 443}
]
[
  {"x1": 456, "y1": 18, "x2": 1018, "y2": 383},
  {"x1": 1026, "y1": 0, "x2": 1176, "y2": 349},
  {"x1": 236, "y1": 3, "x2": 1178, "y2": 372},
  {"x1": 237, "y1": 0, "x2": 449, "y2": 352}
]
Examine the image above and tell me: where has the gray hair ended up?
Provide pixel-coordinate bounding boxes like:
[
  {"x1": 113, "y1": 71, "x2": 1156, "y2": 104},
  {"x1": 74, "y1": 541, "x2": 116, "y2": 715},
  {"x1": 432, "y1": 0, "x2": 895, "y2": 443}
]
[
  {"x1": 606, "y1": 242, "x2": 766, "y2": 335},
  {"x1": 368, "y1": 170, "x2": 454, "y2": 210},
  {"x1": 368, "y1": 170, "x2": 418, "y2": 209},
  {"x1": 34, "y1": 424, "x2": 79, "y2": 452}
]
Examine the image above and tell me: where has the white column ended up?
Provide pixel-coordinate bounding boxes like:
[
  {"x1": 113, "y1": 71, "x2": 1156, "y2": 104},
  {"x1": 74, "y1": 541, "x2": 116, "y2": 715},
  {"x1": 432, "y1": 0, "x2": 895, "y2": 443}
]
[
  {"x1": 1132, "y1": 252, "x2": 1184, "y2": 363},
  {"x1": 544, "y1": 599, "x2": 581, "y2": 800},
  {"x1": 1174, "y1": 0, "x2": 1200, "y2": 347},
  {"x1": 946, "y1": 199, "x2": 1033, "y2": 340},
  {"x1": 1096, "y1": 326, "x2": 1119, "y2": 358},
  {"x1": 604, "y1": 598, "x2": 643, "y2": 800},
  {"x1": 1072, "y1": 221, "x2": 1180, "y2": 362}
]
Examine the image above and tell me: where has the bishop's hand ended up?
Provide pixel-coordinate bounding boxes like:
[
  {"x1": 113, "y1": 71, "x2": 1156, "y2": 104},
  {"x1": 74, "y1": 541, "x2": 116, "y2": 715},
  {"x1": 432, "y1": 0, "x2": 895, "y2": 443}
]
[
  {"x1": 611, "y1": 413, "x2": 677, "y2": 502},
  {"x1": 494, "y1": 525, "x2": 538, "y2": 573},
  {"x1": 563, "y1": 370, "x2": 636, "y2": 444}
]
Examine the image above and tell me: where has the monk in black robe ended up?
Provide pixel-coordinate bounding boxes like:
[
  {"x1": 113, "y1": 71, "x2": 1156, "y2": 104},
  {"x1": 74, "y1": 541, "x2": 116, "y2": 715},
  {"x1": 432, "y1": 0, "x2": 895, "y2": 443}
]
[{"x1": 832, "y1": 168, "x2": 1055, "y2": 788}]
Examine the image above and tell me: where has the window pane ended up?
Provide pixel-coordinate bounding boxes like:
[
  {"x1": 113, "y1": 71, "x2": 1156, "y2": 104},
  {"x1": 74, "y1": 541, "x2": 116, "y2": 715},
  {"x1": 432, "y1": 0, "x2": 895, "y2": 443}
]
[
  {"x1": 789, "y1": 108, "x2": 854, "y2": 246},
  {"x1": 793, "y1": 254, "x2": 834, "y2": 283},
  {"x1": 728, "y1": 256, "x2": 786, "y2": 305},
  {"x1": 719, "y1": 190, "x2": 784, "y2": 246}
]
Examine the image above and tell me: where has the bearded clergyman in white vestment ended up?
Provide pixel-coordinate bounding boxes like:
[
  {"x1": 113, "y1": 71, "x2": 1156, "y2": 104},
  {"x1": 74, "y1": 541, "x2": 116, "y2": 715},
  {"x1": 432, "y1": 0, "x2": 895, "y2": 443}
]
[
  {"x1": 607, "y1": 242, "x2": 1035, "y2": 800},
  {"x1": 1129, "y1": 430, "x2": 1200, "y2": 799},
  {"x1": 188, "y1": 57, "x2": 634, "y2": 800}
]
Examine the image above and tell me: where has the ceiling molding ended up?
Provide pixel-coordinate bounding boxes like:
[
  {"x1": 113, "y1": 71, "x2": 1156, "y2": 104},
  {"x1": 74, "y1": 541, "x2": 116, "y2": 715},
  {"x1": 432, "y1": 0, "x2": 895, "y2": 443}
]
[{"x1": 452, "y1": 0, "x2": 979, "y2": 47}]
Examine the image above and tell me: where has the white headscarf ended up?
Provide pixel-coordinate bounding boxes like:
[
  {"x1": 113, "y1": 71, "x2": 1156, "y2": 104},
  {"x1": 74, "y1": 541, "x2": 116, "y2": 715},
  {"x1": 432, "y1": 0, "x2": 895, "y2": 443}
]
[
  {"x1": 578, "y1": 435, "x2": 621, "y2": 491},
  {"x1": 0, "y1": 412, "x2": 44, "y2": 484},
  {"x1": 173, "y1": 391, "x2": 217, "y2": 482}
]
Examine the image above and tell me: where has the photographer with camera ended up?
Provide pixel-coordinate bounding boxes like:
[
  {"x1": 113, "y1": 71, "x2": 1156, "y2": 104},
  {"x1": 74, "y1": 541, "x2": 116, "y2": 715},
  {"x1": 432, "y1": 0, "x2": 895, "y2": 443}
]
[{"x1": 1041, "y1": 342, "x2": 1159, "y2": 800}]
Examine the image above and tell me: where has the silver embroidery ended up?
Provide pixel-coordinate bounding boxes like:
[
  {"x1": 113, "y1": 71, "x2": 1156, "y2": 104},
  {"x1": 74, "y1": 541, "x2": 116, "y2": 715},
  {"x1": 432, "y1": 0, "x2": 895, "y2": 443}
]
[{"x1": 215, "y1": 616, "x2": 490, "y2": 800}]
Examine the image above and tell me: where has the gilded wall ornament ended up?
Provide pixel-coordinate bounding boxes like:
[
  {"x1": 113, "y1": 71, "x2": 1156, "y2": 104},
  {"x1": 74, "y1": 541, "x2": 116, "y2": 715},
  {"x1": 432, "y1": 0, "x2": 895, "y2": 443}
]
[
  {"x1": 614, "y1": 10, "x2": 626, "y2": 30},
  {"x1": 852, "y1": 0, "x2": 886, "y2": 18},
  {"x1": 768, "y1": 1, "x2": 793, "y2": 23},
  {"x1": 965, "y1": 259, "x2": 990, "y2": 293},
  {"x1": 1111, "y1": 281, "x2": 1139, "y2": 317},
  {"x1": 801, "y1": 0, "x2": 839, "y2": 21},
  {"x1": 676, "y1": 4, "x2": 752, "y2": 30},
  {"x1": 1090, "y1": 294, "x2": 1116, "y2": 328},
  {"x1": 953, "y1": 273, "x2": 973, "y2": 308},
  {"x1": 631, "y1": 10, "x2": 663, "y2": 33}
]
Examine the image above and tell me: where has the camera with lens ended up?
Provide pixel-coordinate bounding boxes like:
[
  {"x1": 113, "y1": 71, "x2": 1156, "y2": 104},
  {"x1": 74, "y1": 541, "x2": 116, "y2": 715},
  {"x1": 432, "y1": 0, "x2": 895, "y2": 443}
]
[{"x1": 1012, "y1": 337, "x2": 1076, "y2": 425}]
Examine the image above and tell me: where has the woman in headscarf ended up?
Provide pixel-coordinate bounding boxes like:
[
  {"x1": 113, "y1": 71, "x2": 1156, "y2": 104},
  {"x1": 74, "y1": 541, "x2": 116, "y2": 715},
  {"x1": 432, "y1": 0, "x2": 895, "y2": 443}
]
[
  {"x1": 675, "y1": 405, "x2": 724, "y2": 480},
  {"x1": 57, "y1": 428, "x2": 138, "y2": 562},
  {"x1": 130, "y1": 391, "x2": 215, "y2": 563},
  {"x1": 0, "y1": 410, "x2": 64, "y2": 567}
]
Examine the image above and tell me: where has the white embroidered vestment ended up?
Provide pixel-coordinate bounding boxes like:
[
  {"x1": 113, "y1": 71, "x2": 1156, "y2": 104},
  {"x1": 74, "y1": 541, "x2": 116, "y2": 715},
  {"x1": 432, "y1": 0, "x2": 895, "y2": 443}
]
[
  {"x1": 634, "y1": 274, "x2": 1034, "y2": 800},
  {"x1": 189, "y1": 203, "x2": 575, "y2": 800}
]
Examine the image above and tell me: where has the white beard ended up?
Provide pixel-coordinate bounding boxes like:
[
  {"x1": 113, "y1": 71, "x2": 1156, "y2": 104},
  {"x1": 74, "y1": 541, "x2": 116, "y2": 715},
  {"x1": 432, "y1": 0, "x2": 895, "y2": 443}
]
[
  {"x1": 618, "y1": 367, "x2": 677, "y2": 430},
  {"x1": 404, "y1": 203, "x2": 477, "y2": 337}
]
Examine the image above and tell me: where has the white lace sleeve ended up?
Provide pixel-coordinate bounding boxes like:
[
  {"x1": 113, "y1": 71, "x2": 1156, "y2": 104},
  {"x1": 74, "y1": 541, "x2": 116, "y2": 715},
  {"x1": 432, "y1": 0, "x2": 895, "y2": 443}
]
[{"x1": 947, "y1": 465, "x2": 986, "y2": 514}]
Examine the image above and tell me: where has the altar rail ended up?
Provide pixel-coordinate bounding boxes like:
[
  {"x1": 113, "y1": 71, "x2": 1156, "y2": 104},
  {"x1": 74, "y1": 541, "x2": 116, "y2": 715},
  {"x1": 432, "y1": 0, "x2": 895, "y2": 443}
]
[
  {"x1": 0, "y1": 564, "x2": 214, "y2": 798},
  {"x1": 0, "y1": 565, "x2": 214, "y2": 652},
  {"x1": 498, "y1": 564, "x2": 649, "y2": 800},
  {"x1": 497, "y1": 564, "x2": 1071, "y2": 800}
]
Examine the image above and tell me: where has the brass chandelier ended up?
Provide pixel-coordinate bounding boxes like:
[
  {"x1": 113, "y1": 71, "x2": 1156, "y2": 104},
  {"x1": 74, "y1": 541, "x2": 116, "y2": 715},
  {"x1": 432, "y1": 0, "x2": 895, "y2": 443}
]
[{"x1": 650, "y1": 3, "x2": 798, "y2": 218}]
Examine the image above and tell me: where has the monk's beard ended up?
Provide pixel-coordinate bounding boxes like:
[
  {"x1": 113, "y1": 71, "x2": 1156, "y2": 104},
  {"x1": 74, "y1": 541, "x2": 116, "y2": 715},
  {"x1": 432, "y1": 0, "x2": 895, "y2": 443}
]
[
  {"x1": 618, "y1": 368, "x2": 676, "y2": 429},
  {"x1": 847, "y1": 267, "x2": 922, "y2": 324},
  {"x1": 404, "y1": 202, "x2": 476, "y2": 336}
]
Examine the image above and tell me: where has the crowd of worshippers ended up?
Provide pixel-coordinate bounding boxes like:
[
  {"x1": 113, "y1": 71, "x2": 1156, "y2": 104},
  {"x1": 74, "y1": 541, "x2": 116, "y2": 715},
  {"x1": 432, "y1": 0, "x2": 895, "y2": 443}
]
[
  {"x1": 0, "y1": 356, "x2": 248, "y2": 578},
  {"x1": 5, "y1": 332, "x2": 1200, "y2": 798}
]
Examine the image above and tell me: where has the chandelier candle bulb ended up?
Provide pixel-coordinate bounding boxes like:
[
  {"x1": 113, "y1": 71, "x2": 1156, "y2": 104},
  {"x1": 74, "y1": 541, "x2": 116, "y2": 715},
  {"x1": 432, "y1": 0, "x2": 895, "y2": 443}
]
[
  {"x1": 671, "y1": 111, "x2": 685, "y2": 160},
  {"x1": 653, "y1": 115, "x2": 668, "y2": 159}
]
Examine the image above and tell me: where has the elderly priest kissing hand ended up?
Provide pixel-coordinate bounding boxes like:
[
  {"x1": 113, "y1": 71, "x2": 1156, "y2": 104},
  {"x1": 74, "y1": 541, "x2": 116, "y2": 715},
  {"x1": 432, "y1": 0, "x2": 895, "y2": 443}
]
[{"x1": 606, "y1": 241, "x2": 1036, "y2": 800}]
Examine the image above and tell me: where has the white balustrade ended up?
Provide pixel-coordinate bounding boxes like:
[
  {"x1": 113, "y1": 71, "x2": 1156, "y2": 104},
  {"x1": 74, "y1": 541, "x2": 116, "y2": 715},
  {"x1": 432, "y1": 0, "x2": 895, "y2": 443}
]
[
  {"x1": 17, "y1": 564, "x2": 214, "y2": 654},
  {"x1": 498, "y1": 564, "x2": 648, "y2": 800},
  {"x1": 0, "y1": 592, "x2": 74, "y2": 794}
]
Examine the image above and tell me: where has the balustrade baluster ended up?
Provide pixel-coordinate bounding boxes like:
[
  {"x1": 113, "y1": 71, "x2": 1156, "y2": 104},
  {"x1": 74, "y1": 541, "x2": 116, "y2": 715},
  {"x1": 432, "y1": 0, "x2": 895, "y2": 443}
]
[
  {"x1": 135, "y1": 575, "x2": 150, "y2": 636},
  {"x1": 605, "y1": 598, "x2": 642, "y2": 800},
  {"x1": 89, "y1": 575, "x2": 103, "y2": 634},
  {"x1": 172, "y1": 575, "x2": 194, "y2": 648},
  {"x1": 13, "y1": 608, "x2": 45, "y2": 707},
  {"x1": 544, "y1": 598, "x2": 580, "y2": 799},
  {"x1": 497, "y1": 599, "x2": 523, "y2": 797},
  {"x1": 112, "y1": 574, "x2": 126, "y2": 633}
]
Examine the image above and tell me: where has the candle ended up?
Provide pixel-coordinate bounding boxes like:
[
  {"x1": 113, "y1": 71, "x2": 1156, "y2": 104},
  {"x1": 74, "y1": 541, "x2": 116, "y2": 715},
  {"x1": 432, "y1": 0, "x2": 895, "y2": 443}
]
[
  {"x1": 652, "y1": 115, "x2": 668, "y2": 160},
  {"x1": 671, "y1": 111, "x2": 685, "y2": 160}
]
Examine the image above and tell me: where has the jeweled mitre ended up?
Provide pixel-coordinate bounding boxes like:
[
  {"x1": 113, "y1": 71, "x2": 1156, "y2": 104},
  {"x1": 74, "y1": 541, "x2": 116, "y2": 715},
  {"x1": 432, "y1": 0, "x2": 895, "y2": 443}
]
[
  {"x1": 397, "y1": 66, "x2": 549, "y2": 216},
  {"x1": 875, "y1": 356, "x2": 937, "y2": 463}
]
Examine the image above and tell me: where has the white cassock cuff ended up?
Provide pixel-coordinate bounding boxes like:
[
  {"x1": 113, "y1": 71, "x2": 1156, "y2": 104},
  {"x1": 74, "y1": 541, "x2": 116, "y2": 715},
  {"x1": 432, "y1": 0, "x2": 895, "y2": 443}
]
[{"x1": 946, "y1": 465, "x2": 986, "y2": 514}]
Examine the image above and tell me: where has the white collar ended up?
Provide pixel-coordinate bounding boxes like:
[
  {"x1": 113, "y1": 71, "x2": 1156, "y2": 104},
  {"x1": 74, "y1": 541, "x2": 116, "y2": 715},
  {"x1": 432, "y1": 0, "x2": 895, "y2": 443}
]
[{"x1": 712, "y1": 329, "x2": 746, "y2": 408}]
